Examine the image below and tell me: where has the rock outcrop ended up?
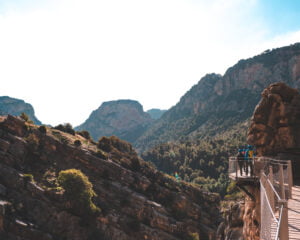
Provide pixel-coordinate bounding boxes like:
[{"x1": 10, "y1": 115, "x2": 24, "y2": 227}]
[
  {"x1": 0, "y1": 96, "x2": 41, "y2": 125},
  {"x1": 0, "y1": 115, "x2": 220, "y2": 240},
  {"x1": 248, "y1": 82, "x2": 300, "y2": 181},
  {"x1": 217, "y1": 186, "x2": 260, "y2": 240},
  {"x1": 248, "y1": 82, "x2": 300, "y2": 156},
  {"x1": 217, "y1": 202, "x2": 245, "y2": 240},
  {"x1": 76, "y1": 100, "x2": 153, "y2": 143}
]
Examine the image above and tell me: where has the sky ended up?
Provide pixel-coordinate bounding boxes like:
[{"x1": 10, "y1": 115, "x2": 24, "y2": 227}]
[{"x1": 0, "y1": 0, "x2": 300, "y2": 126}]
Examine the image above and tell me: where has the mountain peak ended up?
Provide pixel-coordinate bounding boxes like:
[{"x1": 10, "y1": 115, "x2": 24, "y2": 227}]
[
  {"x1": 100, "y1": 99, "x2": 145, "y2": 113},
  {"x1": 76, "y1": 99, "x2": 153, "y2": 142}
]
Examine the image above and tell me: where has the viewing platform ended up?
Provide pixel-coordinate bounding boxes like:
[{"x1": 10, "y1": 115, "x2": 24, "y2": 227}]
[{"x1": 228, "y1": 157, "x2": 258, "y2": 182}]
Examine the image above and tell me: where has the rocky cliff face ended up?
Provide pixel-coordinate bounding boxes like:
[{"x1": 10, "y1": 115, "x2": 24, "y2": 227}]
[
  {"x1": 248, "y1": 82, "x2": 300, "y2": 156},
  {"x1": 76, "y1": 100, "x2": 153, "y2": 143},
  {"x1": 217, "y1": 185, "x2": 260, "y2": 240},
  {"x1": 217, "y1": 201, "x2": 245, "y2": 240},
  {"x1": 248, "y1": 82, "x2": 300, "y2": 181},
  {"x1": 0, "y1": 96, "x2": 41, "y2": 125},
  {"x1": 136, "y1": 43, "x2": 300, "y2": 152},
  {"x1": 0, "y1": 115, "x2": 220, "y2": 240}
]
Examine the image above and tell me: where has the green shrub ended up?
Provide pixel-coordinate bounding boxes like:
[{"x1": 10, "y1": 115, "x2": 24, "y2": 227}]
[
  {"x1": 54, "y1": 123, "x2": 75, "y2": 135},
  {"x1": 77, "y1": 130, "x2": 91, "y2": 140},
  {"x1": 38, "y1": 125, "x2": 47, "y2": 134},
  {"x1": 58, "y1": 169, "x2": 100, "y2": 215},
  {"x1": 20, "y1": 112, "x2": 33, "y2": 124},
  {"x1": 74, "y1": 140, "x2": 82, "y2": 147},
  {"x1": 97, "y1": 136, "x2": 112, "y2": 152},
  {"x1": 188, "y1": 232, "x2": 200, "y2": 240},
  {"x1": 95, "y1": 150, "x2": 107, "y2": 159},
  {"x1": 23, "y1": 173, "x2": 34, "y2": 182}
]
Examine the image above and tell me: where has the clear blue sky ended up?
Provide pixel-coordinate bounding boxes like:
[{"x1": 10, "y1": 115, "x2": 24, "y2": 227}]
[
  {"x1": 0, "y1": 0, "x2": 300, "y2": 126},
  {"x1": 258, "y1": 0, "x2": 300, "y2": 35}
]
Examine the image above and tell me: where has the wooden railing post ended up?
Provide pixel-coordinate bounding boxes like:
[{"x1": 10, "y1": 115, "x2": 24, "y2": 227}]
[
  {"x1": 269, "y1": 166, "x2": 275, "y2": 211},
  {"x1": 279, "y1": 200, "x2": 289, "y2": 240},
  {"x1": 288, "y1": 160, "x2": 293, "y2": 198},
  {"x1": 279, "y1": 164, "x2": 286, "y2": 200}
]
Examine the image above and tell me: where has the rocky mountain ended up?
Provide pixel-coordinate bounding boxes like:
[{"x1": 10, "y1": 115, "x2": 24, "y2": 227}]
[
  {"x1": 0, "y1": 115, "x2": 220, "y2": 240},
  {"x1": 76, "y1": 100, "x2": 153, "y2": 143},
  {"x1": 0, "y1": 96, "x2": 41, "y2": 125},
  {"x1": 135, "y1": 43, "x2": 300, "y2": 152},
  {"x1": 146, "y1": 109, "x2": 167, "y2": 120}
]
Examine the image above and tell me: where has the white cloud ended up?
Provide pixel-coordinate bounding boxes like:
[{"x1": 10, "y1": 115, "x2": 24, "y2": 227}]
[{"x1": 0, "y1": 0, "x2": 299, "y2": 126}]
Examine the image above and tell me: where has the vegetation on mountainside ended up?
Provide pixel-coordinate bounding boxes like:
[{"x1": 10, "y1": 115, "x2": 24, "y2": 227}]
[
  {"x1": 38, "y1": 125, "x2": 47, "y2": 134},
  {"x1": 53, "y1": 123, "x2": 75, "y2": 135},
  {"x1": 0, "y1": 115, "x2": 220, "y2": 239},
  {"x1": 142, "y1": 121, "x2": 249, "y2": 197},
  {"x1": 136, "y1": 88, "x2": 259, "y2": 153},
  {"x1": 98, "y1": 136, "x2": 141, "y2": 171},
  {"x1": 58, "y1": 169, "x2": 100, "y2": 215},
  {"x1": 20, "y1": 112, "x2": 34, "y2": 124},
  {"x1": 76, "y1": 130, "x2": 91, "y2": 140},
  {"x1": 188, "y1": 232, "x2": 200, "y2": 240},
  {"x1": 74, "y1": 139, "x2": 82, "y2": 147}
]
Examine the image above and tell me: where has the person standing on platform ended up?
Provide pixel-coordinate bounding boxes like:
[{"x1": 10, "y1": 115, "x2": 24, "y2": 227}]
[
  {"x1": 237, "y1": 149, "x2": 245, "y2": 176},
  {"x1": 245, "y1": 145, "x2": 254, "y2": 176}
]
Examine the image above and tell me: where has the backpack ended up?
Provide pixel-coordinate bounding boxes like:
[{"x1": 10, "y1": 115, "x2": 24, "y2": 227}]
[{"x1": 248, "y1": 150, "x2": 254, "y2": 158}]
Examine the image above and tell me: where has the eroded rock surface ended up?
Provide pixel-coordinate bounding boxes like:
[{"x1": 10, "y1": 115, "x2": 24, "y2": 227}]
[{"x1": 248, "y1": 82, "x2": 300, "y2": 156}]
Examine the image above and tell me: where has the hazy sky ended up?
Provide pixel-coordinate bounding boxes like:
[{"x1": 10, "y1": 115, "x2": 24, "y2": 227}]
[{"x1": 0, "y1": 0, "x2": 300, "y2": 126}]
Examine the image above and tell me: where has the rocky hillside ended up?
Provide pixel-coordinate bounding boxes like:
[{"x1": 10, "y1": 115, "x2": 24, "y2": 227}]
[
  {"x1": 0, "y1": 96, "x2": 41, "y2": 125},
  {"x1": 76, "y1": 100, "x2": 153, "y2": 143},
  {"x1": 136, "y1": 43, "x2": 300, "y2": 152},
  {"x1": 0, "y1": 115, "x2": 220, "y2": 240},
  {"x1": 146, "y1": 109, "x2": 167, "y2": 120}
]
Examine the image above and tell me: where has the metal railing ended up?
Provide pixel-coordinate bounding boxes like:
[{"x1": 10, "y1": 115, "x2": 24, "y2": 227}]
[
  {"x1": 228, "y1": 157, "x2": 259, "y2": 179},
  {"x1": 229, "y1": 157, "x2": 293, "y2": 240},
  {"x1": 260, "y1": 171, "x2": 289, "y2": 240}
]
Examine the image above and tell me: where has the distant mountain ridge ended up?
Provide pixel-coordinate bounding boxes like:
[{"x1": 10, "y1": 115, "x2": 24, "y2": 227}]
[
  {"x1": 75, "y1": 100, "x2": 154, "y2": 142},
  {"x1": 147, "y1": 108, "x2": 167, "y2": 119},
  {"x1": 0, "y1": 96, "x2": 41, "y2": 125},
  {"x1": 135, "y1": 43, "x2": 300, "y2": 152}
]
